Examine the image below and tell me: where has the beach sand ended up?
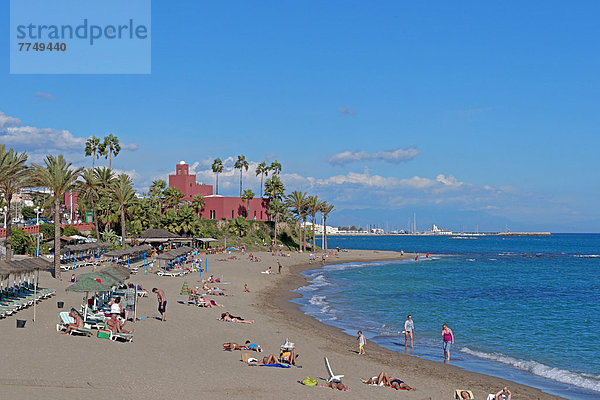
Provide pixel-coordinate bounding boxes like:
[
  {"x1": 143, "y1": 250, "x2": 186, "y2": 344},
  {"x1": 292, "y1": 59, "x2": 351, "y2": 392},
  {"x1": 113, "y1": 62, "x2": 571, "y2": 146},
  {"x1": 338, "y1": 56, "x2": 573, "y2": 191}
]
[{"x1": 0, "y1": 250, "x2": 564, "y2": 399}]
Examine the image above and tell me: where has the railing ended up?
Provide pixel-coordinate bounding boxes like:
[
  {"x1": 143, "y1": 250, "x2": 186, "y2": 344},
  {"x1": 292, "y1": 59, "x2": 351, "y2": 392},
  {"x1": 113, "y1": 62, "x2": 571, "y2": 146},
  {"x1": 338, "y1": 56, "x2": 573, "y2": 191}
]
[{"x1": 0, "y1": 223, "x2": 95, "y2": 238}]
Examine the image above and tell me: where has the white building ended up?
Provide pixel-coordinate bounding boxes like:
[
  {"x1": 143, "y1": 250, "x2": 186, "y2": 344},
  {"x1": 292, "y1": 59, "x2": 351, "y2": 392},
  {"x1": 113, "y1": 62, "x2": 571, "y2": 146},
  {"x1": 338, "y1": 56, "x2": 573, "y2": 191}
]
[
  {"x1": 302, "y1": 221, "x2": 339, "y2": 235},
  {"x1": 423, "y1": 224, "x2": 453, "y2": 235}
]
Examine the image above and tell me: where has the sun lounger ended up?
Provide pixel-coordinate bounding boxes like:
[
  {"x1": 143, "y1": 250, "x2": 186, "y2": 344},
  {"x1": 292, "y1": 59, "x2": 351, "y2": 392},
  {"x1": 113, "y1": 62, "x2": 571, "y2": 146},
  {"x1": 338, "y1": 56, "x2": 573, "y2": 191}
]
[
  {"x1": 455, "y1": 390, "x2": 474, "y2": 399},
  {"x1": 56, "y1": 312, "x2": 92, "y2": 336},
  {"x1": 324, "y1": 357, "x2": 344, "y2": 382},
  {"x1": 101, "y1": 322, "x2": 134, "y2": 342}
]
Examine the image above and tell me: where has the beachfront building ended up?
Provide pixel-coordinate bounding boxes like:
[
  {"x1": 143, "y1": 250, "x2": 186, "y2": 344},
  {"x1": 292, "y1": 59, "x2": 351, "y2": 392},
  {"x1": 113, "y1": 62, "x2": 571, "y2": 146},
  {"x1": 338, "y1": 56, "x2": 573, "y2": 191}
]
[
  {"x1": 302, "y1": 221, "x2": 339, "y2": 235},
  {"x1": 168, "y1": 161, "x2": 269, "y2": 221}
]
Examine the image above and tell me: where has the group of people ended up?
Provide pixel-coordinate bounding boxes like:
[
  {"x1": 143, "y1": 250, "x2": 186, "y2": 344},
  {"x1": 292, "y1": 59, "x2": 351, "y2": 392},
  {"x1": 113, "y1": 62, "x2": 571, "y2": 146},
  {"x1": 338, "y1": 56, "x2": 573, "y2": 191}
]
[{"x1": 357, "y1": 316, "x2": 455, "y2": 362}]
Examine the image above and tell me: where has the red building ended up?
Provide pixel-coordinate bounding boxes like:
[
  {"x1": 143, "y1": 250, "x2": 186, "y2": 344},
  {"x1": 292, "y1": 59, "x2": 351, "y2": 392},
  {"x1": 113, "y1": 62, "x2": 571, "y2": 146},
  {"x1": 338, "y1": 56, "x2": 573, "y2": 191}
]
[
  {"x1": 168, "y1": 162, "x2": 270, "y2": 221},
  {"x1": 169, "y1": 161, "x2": 213, "y2": 201}
]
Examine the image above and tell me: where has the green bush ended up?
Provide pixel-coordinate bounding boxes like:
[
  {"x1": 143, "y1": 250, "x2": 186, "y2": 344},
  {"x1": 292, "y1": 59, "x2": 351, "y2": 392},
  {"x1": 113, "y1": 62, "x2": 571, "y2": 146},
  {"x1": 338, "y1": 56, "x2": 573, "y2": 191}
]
[
  {"x1": 62, "y1": 226, "x2": 79, "y2": 236},
  {"x1": 39, "y1": 223, "x2": 55, "y2": 239},
  {"x1": 10, "y1": 228, "x2": 35, "y2": 255}
]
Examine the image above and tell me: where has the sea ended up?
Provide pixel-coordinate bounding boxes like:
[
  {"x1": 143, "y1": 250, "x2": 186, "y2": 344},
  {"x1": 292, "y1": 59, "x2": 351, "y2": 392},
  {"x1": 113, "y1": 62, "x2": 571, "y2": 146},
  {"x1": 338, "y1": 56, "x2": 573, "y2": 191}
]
[{"x1": 292, "y1": 234, "x2": 600, "y2": 399}]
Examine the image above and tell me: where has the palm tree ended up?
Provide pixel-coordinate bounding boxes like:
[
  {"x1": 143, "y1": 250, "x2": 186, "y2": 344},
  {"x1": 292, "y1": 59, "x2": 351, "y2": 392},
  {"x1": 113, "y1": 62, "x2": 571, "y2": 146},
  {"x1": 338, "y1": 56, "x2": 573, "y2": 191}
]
[
  {"x1": 211, "y1": 158, "x2": 223, "y2": 195},
  {"x1": 76, "y1": 168, "x2": 101, "y2": 241},
  {"x1": 270, "y1": 160, "x2": 282, "y2": 175},
  {"x1": 84, "y1": 136, "x2": 101, "y2": 168},
  {"x1": 229, "y1": 216, "x2": 249, "y2": 237},
  {"x1": 94, "y1": 167, "x2": 115, "y2": 190},
  {"x1": 176, "y1": 205, "x2": 197, "y2": 236},
  {"x1": 31, "y1": 155, "x2": 82, "y2": 278},
  {"x1": 163, "y1": 187, "x2": 183, "y2": 210},
  {"x1": 149, "y1": 179, "x2": 166, "y2": 213},
  {"x1": 320, "y1": 202, "x2": 334, "y2": 251},
  {"x1": 192, "y1": 194, "x2": 205, "y2": 218},
  {"x1": 264, "y1": 175, "x2": 285, "y2": 202},
  {"x1": 286, "y1": 190, "x2": 307, "y2": 252},
  {"x1": 94, "y1": 167, "x2": 116, "y2": 232},
  {"x1": 255, "y1": 161, "x2": 269, "y2": 198},
  {"x1": 99, "y1": 134, "x2": 120, "y2": 169},
  {"x1": 101, "y1": 229, "x2": 119, "y2": 246},
  {"x1": 234, "y1": 155, "x2": 249, "y2": 197},
  {"x1": 242, "y1": 189, "x2": 254, "y2": 220},
  {"x1": 307, "y1": 195, "x2": 323, "y2": 251},
  {"x1": 0, "y1": 146, "x2": 30, "y2": 261},
  {"x1": 111, "y1": 174, "x2": 137, "y2": 246},
  {"x1": 267, "y1": 199, "x2": 287, "y2": 245}
]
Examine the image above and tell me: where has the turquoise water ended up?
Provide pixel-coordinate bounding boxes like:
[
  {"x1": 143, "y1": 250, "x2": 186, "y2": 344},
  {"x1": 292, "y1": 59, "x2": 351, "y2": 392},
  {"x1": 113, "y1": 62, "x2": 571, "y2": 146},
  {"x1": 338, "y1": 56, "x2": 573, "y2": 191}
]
[{"x1": 293, "y1": 234, "x2": 600, "y2": 399}]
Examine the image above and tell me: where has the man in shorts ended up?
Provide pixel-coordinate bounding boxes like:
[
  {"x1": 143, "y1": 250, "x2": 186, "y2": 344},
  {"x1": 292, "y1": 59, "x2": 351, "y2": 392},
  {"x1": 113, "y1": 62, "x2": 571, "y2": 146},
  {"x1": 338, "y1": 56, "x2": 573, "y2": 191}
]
[
  {"x1": 125, "y1": 283, "x2": 136, "y2": 322},
  {"x1": 152, "y1": 288, "x2": 167, "y2": 322}
]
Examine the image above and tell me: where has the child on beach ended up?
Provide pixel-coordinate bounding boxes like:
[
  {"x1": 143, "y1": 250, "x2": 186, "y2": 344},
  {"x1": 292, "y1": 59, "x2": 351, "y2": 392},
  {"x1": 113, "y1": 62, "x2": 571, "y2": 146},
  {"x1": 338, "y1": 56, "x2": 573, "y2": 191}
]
[
  {"x1": 244, "y1": 284, "x2": 250, "y2": 292},
  {"x1": 358, "y1": 331, "x2": 366, "y2": 355}
]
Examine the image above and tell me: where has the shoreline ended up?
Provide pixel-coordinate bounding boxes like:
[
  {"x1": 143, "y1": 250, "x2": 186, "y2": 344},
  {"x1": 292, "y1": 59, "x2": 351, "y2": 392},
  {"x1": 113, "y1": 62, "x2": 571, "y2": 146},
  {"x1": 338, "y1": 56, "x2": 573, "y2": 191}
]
[{"x1": 256, "y1": 250, "x2": 565, "y2": 400}]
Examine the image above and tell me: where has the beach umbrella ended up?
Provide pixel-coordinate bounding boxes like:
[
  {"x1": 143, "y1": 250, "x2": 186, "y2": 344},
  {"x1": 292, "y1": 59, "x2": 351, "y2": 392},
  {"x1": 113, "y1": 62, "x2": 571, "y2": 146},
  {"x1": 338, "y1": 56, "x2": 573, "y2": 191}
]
[{"x1": 66, "y1": 276, "x2": 115, "y2": 322}]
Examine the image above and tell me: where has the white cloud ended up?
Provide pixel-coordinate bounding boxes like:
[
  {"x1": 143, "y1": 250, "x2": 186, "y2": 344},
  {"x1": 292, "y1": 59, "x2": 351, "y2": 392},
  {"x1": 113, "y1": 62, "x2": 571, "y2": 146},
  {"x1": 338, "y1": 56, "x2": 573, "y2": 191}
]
[
  {"x1": 34, "y1": 92, "x2": 57, "y2": 101},
  {"x1": 328, "y1": 147, "x2": 421, "y2": 165},
  {"x1": 0, "y1": 111, "x2": 139, "y2": 154}
]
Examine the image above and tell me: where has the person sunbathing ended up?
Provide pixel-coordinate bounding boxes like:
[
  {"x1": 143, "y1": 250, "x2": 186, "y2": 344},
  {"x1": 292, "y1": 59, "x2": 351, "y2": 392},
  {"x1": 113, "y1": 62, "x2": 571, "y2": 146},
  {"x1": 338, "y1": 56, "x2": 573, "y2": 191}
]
[
  {"x1": 245, "y1": 340, "x2": 262, "y2": 352},
  {"x1": 323, "y1": 381, "x2": 350, "y2": 391},
  {"x1": 63, "y1": 311, "x2": 83, "y2": 334},
  {"x1": 459, "y1": 391, "x2": 473, "y2": 399},
  {"x1": 366, "y1": 372, "x2": 414, "y2": 390},
  {"x1": 107, "y1": 313, "x2": 134, "y2": 334},
  {"x1": 247, "y1": 354, "x2": 279, "y2": 365},
  {"x1": 220, "y1": 312, "x2": 254, "y2": 323},
  {"x1": 199, "y1": 297, "x2": 223, "y2": 307},
  {"x1": 492, "y1": 387, "x2": 511, "y2": 400},
  {"x1": 244, "y1": 284, "x2": 250, "y2": 292},
  {"x1": 223, "y1": 342, "x2": 248, "y2": 351}
]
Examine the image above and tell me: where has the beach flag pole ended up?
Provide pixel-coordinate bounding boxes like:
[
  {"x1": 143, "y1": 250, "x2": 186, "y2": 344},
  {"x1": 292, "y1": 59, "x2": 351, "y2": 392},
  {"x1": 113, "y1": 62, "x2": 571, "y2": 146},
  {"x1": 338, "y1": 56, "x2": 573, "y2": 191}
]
[{"x1": 205, "y1": 257, "x2": 208, "y2": 273}]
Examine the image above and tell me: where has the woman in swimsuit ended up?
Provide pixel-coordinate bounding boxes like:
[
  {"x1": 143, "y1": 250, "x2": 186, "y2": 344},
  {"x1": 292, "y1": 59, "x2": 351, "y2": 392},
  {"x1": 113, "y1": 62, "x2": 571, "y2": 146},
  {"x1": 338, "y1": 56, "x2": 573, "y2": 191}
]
[
  {"x1": 366, "y1": 372, "x2": 414, "y2": 390},
  {"x1": 220, "y1": 312, "x2": 254, "y2": 324}
]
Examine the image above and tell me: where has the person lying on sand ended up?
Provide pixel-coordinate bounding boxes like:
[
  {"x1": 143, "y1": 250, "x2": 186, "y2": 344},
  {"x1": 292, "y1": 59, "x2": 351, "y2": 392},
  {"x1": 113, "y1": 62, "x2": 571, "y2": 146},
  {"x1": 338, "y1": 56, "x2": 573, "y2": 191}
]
[
  {"x1": 322, "y1": 381, "x2": 350, "y2": 391},
  {"x1": 247, "y1": 354, "x2": 279, "y2": 365},
  {"x1": 223, "y1": 342, "x2": 247, "y2": 351},
  {"x1": 365, "y1": 372, "x2": 414, "y2": 390},
  {"x1": 245, "y1": 340, "x2": 262, "y2": 352},
  {"x1": 199, "y1": 297, "x2": 223, "y2": 307},
  {"x1": 491, "y1": 387, "x2": 511, "y2": 400},
  {"x1": 220, "y1": 312, "x2": 254, "y2": 324},
  {"x1": 459, "y1": 390, "x2": 474, "y2": 399}
]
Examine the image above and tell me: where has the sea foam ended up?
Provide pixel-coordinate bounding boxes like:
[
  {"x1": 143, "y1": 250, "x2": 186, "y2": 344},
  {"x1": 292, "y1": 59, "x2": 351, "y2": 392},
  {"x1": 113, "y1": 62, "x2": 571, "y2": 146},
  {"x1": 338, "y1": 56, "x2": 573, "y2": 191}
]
[{"x1": 461, "y1": 347, "x2": 600, "y2": 392}]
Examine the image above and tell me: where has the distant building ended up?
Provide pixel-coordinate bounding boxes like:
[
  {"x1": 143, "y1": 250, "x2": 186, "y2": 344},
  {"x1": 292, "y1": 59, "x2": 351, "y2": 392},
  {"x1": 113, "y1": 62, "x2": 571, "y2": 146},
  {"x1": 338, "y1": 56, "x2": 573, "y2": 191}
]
[
  {"x1": 169, "y1": 161, "x2": 213, "y2": 201},
  {"x1": 303, "y1": 221, "x2": 339, "y2": 235},
  {"x1": 168, "y1": 161, "x2": 270, "y2": 221},
  {"x1": 423, "y1": 224, "x2": 453, "y2": 235}
]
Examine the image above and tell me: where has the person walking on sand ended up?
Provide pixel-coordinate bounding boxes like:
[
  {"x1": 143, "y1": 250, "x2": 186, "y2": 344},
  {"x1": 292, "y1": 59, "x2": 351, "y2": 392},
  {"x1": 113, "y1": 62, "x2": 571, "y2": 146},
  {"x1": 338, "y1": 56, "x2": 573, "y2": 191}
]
[
  {"x1": 152, "y1": 288, "x2": 167, "y2": 322},
  {"x1": 442, "y1": 323, "x2": 454, "y2": 361},
  {"x1": 277, "y1": 261, "x2": 282, "y2": 274},
  {"x1": 357, "y1": 330, "x2": 366, "y2": 354},
  {"x1": 404, "y1": 315, "x2": 415, "y2": 348}
]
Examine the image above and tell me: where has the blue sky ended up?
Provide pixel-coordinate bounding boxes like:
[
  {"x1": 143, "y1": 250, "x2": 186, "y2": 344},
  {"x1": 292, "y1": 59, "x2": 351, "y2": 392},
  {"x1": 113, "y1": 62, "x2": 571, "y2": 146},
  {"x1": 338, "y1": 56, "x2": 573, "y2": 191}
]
[{"x1": 1, "y1": 1, "x2": 599, "y2": 232}]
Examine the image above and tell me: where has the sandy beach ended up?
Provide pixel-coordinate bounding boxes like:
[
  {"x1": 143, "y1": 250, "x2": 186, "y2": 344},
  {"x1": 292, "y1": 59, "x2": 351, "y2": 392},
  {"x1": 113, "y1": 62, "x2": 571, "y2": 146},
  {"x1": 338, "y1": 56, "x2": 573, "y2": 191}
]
[{"x1": 0, "y1": 250, "x2": 564, "y2": 400}]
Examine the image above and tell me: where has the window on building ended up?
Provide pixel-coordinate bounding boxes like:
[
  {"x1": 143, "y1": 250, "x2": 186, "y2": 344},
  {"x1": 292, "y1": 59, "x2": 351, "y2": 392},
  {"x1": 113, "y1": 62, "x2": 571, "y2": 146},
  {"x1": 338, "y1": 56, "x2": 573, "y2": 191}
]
[
  {"x1": 231, "y1": 210, "x2": 234, "y2": 219},
  {"x1": 261, "y1": 211, "x2": 263, "y2": 219}
]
